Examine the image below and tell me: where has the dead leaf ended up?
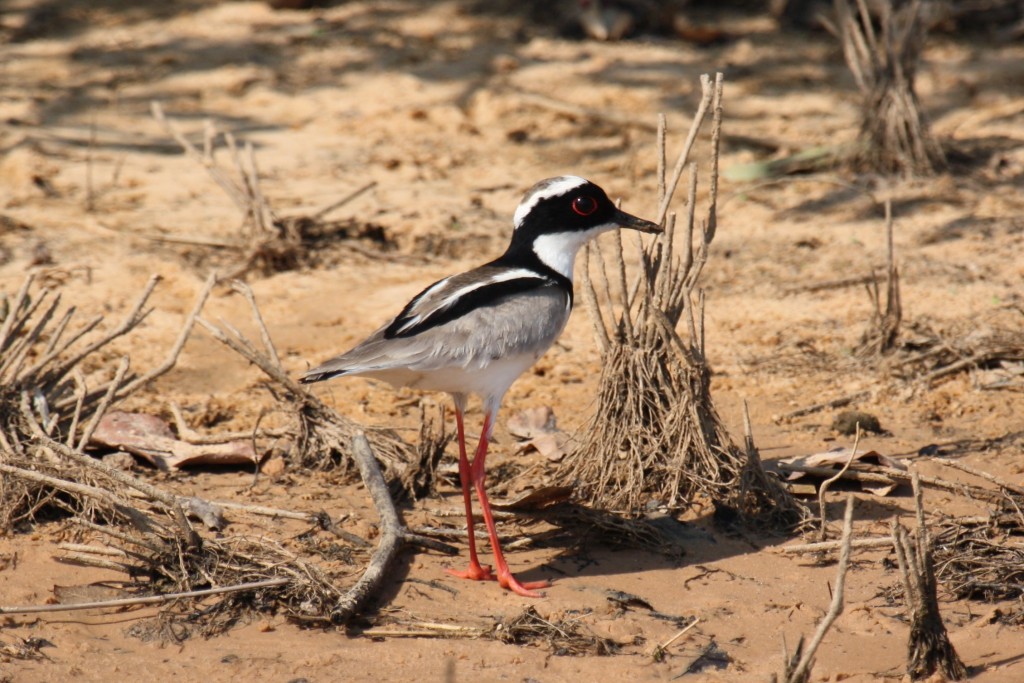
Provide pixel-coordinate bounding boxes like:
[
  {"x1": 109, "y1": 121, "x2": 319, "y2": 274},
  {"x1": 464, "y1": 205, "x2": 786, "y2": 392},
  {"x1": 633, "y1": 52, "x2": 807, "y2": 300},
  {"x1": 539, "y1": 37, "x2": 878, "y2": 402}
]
[
  {"x1": 90, "y1": 411, "x2": 257, "y2": 470},
  {"x1": 524, "y1": 431, "x2": 573, "y2": 461},
  {"x1": 781, "y1": 447, "x2": 907, "y2": 475},
  {"x1": 183, "y1": 497, "x2": 227, "y2": 530},
  {"x1": 53, "y1": 583, "x2": 128, "y2": 604},
  {"x1": 507, "y1": 406, "x2": 572, "y2": 461},
  {"x1": 507, "y1": 406, "x2": 558, "y2": 439},
  {"x1": 778, "y1": 447, "x2": 907, "y2": 496},
  {"x1": 491, "y1": 485, "x2": 574, "y2": 511},
  {"x1": 605, "y1": 589, "x2": 655, "y2": 611}
]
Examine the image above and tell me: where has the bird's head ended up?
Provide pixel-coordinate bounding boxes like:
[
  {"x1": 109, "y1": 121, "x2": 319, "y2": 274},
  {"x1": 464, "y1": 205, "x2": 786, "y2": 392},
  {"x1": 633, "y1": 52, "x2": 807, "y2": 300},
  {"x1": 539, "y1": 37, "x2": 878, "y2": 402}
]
[{"x1": 509, "y1": 176, "x2": 661, "y2": 280}]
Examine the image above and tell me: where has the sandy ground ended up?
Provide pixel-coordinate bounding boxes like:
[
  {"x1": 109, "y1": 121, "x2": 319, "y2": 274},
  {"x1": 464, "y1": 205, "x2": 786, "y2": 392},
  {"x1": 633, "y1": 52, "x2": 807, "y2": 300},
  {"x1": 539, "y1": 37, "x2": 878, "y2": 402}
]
[{"x1": 2, "y1": 1, "x2": 1024, "y2": 681}]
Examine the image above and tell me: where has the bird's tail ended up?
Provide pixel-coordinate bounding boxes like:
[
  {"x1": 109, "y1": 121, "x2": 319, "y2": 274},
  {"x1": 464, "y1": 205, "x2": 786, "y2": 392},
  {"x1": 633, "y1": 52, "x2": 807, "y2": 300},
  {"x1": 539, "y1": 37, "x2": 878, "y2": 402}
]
[{"x1": 299, "y1": 367, "x2": 349, "y2": 384}]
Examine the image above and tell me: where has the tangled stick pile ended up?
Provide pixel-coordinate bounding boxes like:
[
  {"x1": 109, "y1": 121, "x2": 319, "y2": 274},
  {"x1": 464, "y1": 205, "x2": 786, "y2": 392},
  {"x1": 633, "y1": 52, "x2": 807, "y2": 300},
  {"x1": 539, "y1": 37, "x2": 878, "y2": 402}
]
[
  {"x1": 0, "y1": 273, "x2": 209, "y2": 527},
  {"x1": 0, "y1": 273, "x2": 420, "y2": 635}
]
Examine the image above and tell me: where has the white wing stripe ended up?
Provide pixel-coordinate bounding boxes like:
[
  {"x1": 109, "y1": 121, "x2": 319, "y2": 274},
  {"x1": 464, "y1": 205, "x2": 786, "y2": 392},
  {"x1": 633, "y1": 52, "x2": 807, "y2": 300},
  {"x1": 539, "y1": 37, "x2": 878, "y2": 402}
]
[{"x1": 395, "y1": 268, "x2": 549, "y2": 334}]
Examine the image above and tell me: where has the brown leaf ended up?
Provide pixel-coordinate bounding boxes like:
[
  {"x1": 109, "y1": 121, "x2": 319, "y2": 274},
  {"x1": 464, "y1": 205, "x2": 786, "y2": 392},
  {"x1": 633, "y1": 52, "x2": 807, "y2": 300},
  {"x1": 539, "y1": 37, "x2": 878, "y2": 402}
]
[
  {"x1": 491, "y1": 485, "x2": 574, "y2": 511},
  {"x1": 522, "y1": 431, "x2": 572, "y2": 462},
  {"x1": 781, "y1": 447, "x2": 907, "y2": 476},
  {"x1": 507, "y1": 406, "x2": 558, "y2": 439},
  {"x1": 779, "y1": 447, "x2": 906, "y2": 496},
  {"x1": 507, "y1": 406, "x2": 572, "y2": 461},
  {"x1": 91, "y1": 411, "x2": 257, "y2": 470}
]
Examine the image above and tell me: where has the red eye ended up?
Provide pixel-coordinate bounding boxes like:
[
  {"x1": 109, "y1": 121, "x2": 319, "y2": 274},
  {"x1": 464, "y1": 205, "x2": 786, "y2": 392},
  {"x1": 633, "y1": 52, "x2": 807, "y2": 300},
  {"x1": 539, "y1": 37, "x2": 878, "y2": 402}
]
[{"x1": 572, "y1": 196, "x2": 598, "y2": 216}]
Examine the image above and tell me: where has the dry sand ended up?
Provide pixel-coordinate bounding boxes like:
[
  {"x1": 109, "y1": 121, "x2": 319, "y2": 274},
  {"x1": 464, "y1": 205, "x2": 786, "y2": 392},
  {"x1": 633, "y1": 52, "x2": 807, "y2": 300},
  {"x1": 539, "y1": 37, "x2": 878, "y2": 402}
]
[{"x1": 1, "y1": 1, "x2": 1023, "y2": 681}]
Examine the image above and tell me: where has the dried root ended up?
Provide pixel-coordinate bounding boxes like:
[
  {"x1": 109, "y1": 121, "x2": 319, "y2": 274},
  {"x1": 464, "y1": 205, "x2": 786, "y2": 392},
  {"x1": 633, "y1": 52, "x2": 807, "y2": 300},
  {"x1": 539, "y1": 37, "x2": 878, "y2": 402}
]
[
  {"x1": 892, "y1": 474, "x2": 967, "y2": 681},
  {"x1": 834, "y1": 0, "x2": 945, "y2": 175},
  {"x1": 560, "y1": 74, "x2": 806, "y2": 529}
]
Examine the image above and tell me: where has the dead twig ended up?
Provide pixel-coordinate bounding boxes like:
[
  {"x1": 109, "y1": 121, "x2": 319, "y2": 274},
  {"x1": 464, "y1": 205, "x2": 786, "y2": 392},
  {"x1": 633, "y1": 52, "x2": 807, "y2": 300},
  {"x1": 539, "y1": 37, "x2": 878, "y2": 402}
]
[
  {"x1": 311, "y1": 181, "x2": 378, "y2": 222},
  {"x1": 859, "y1": 197, "x2": 902, "y2": 356},
  {"x1": 818, "y1": 425, "x2": 861, "y2": 541},
  {"x1": 937, "y1": 460, "x2": 1024, "y2": 498},
  {"x1": 774, "y1": 536, "x2": 893, "y2": 554},
  {"x1": 776, "y1": 390, "x2": 872, "y2": 422},
  {"x1": 196, "y1": 280, "x2": 413, "y2": 479},
  {"x1": 651, "y1": 617, "x2": 701, "y2": 660},
  {"x1": 776, "y1": 495, "x2": 856, "y2": 683},
  {"x1": 359, "y1": 623, "x2": 484, "y2": 639},
  {"x1": 0, "y1": 578, "x2": 289, "y2": 615},
  {"x1": 512, "y1": 88, "x2": 658, "y2": 133},
  {"x1": 782, "y1": 274, "x2": 876, "y2": 294}
]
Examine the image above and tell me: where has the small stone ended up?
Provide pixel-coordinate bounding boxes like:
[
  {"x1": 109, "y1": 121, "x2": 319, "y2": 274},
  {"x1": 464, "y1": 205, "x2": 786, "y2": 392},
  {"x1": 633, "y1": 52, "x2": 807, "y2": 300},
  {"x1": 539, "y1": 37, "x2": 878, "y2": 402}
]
[
  {"x1": 261, "y1": 455, "x2": 286, "y2": 476},
  {"x1": 832, "y1": 410, "x2": 883, "y2": 435}
]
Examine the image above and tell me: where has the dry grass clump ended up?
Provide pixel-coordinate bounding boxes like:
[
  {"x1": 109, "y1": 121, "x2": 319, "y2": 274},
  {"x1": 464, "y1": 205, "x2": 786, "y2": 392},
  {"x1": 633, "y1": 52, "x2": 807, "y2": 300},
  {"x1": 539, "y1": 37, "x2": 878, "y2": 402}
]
[
  {"x1": 3, "y1": 433, "x2": 354, "y2": 638},
  {"x1": 0, "y1": 273, "x2": 349, "y2": 634},
  {"x1": 834, "y1": 0, "x2": 945, "y2": 175},
  {"x1": 559, "y1": 74, "x2": 806, "y2": 529},
  {"x1": 494, "y1": 606, "x2": 618, "y2": 656},
  {"x1": 931, "y1": 503, "x2": 1024, "y2": 623},
  {"x1": 151, "y1": 103, "x2": 389, "y2": 280}
]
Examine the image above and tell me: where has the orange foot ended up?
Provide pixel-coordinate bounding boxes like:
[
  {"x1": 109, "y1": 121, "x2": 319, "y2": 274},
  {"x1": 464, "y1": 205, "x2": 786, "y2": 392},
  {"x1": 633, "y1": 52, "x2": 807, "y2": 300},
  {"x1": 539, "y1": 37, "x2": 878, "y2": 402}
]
[
  {"x1": 497, "y1": 573, "x2": 549, "y2": 598},
  {"x1": 446, "y1": 563, "x2": 495, "y2": 582}
]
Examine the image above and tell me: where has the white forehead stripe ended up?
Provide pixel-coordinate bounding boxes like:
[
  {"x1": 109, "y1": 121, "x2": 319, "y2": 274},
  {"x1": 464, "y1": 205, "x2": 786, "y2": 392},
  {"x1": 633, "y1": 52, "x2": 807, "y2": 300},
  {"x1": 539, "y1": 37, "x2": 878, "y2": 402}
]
[{"x1": 513, "y1": 176, "x2": 590, "y2": 229}]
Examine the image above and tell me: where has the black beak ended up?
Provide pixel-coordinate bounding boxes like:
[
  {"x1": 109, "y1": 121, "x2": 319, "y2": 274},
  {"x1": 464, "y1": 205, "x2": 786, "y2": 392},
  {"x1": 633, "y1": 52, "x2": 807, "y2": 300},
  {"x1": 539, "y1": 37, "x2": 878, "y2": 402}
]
[{"x1": 614, "y1": 208, "x2": 662, "y2": 234}]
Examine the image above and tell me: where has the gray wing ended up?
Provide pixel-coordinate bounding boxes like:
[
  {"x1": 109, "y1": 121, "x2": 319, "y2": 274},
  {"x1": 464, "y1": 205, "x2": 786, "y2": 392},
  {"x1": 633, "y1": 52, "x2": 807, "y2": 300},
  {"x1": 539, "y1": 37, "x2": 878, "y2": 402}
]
[{"x1": 301, "y1": 269, "x2": 571, "y2": 383}]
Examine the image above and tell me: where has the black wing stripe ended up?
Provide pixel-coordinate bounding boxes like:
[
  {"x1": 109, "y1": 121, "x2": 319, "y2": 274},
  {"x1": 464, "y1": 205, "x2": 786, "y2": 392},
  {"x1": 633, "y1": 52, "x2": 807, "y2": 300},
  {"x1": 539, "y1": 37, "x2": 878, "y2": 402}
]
[{"x1": 383, "y1": 276, "x2": 562, "y2": 339}]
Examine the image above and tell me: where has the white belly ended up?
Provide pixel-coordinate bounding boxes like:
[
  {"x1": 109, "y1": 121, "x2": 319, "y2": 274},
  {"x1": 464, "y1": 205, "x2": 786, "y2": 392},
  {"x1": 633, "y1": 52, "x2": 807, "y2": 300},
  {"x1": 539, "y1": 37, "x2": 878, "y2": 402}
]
[{"x1": 366, "y1": 349, "x2": 545, "y2": 399}]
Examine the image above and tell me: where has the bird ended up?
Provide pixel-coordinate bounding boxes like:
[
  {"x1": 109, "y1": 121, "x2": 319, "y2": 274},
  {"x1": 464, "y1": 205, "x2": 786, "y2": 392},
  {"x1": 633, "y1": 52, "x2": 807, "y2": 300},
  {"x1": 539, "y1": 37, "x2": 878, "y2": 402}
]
[{"x1": 300, "y1": 176, "x2": 661, "y2": 597}]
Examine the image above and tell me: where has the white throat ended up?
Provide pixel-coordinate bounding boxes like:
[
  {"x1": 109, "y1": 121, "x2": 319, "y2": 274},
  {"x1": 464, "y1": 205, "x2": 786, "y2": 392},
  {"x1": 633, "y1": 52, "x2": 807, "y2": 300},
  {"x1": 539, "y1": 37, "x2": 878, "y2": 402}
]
[{"x1": 532, "y1": 225, "x2": 614, "y2": 282}]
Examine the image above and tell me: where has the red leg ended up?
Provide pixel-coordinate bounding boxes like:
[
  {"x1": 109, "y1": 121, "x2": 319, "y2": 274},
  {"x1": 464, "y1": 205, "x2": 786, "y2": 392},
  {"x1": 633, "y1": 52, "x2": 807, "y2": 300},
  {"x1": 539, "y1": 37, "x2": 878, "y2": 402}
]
[
  {"x1": 470, "y1": 412, "x2": 549, "y2": 598},
  {"x1": 445, "y1": 406, "x2": 494, "y2": 582}
]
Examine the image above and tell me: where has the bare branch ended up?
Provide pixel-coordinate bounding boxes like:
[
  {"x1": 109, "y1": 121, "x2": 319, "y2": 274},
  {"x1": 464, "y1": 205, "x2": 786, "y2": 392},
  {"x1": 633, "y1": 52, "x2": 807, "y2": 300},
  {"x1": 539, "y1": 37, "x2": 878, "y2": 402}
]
[{"x1": 0, "y1": 578, "x2": 288, "y2": 616}]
